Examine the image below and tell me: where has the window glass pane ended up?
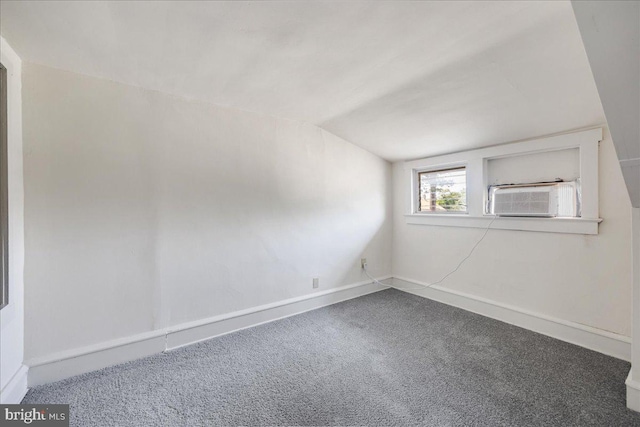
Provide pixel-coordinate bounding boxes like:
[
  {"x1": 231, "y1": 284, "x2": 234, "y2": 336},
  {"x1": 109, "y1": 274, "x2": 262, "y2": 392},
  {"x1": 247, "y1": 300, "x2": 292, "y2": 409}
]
[{"x1": 418, "y1": 167, "x2": 467, "y2": 213}]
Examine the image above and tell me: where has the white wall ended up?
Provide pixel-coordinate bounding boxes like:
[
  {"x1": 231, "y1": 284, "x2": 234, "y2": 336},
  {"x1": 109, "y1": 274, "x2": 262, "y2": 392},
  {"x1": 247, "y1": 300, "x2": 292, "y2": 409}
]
[
  {"x1": 0, "y1": 37, "x2": 26, "y2": 403},
  {"x1": 571, "y1": 1, "x2": 640, "y2": 409},
  {"x1": 22, "y1": 63, "x2": 392, "y2": 361},
  {"x1": 392, "y1": 129, "x2": 633, "y2": 337},
  {"x1": 629, "y1": 208, "x2": 640, "y2": 410}
]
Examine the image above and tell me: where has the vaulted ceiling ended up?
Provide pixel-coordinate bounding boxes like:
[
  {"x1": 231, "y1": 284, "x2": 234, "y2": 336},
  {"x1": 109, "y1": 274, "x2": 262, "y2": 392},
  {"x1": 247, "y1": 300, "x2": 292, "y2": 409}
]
[{"x1": 0, "y1": 1, "x2": 605, "y2": 161}]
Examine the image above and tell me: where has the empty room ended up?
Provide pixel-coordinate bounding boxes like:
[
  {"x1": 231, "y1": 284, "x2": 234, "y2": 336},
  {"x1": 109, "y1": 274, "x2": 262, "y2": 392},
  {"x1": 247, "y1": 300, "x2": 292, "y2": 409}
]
[{"x1": 1, "y1": 1, "x2": 639, "y2": 426}]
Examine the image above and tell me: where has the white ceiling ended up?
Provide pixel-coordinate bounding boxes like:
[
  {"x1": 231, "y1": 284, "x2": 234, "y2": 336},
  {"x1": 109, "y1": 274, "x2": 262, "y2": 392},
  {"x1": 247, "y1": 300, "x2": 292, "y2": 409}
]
[{"x1": 0, "y1": 1, "x2": 605, "y2": 161}]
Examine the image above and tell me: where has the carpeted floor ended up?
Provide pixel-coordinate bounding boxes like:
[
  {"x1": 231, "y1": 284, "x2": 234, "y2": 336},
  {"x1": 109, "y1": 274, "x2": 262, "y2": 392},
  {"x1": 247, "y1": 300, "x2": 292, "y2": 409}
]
[{"x1": 23, "y1": 289, "x2": 640, "y2": 426}]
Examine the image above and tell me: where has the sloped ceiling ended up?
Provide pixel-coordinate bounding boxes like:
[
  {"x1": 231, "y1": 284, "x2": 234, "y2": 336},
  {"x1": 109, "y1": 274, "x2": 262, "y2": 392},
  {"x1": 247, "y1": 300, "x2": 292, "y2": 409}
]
[
  {"x1": 572, "y1": 0, "x2": 640, "y2": 207},
  {"x1": 0, "y1": 1, "x2": 605, "y2": 161}
]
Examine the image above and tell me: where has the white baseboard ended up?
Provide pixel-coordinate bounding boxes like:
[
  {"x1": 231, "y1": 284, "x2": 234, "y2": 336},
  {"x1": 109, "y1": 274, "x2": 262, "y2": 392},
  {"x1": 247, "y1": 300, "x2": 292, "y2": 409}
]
[
  {"x1": 391, "y1": 276, "x2": 631, "y2": 361},
  {"x1": 165, "y1": 278, "x2": 389, "y2": 350},
  {"x1": 27, "y1": 277, "x2": 389, "y2": 387},
  {"x1": 26, "y1": 274, "x2": 629, "y2": 388},
  {"x1": 627, "y1": 370, "x2": 640, "y2": 412},
  {"x1": 28, "y1": 334, "x2": 166, "y2": 387},
  {"x1": 0, "y1": 365, "x2": 28, "y2": 404}
]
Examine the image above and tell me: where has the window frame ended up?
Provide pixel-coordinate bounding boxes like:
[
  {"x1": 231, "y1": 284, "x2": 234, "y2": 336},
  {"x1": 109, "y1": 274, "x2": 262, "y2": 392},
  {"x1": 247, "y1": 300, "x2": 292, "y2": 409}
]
[
  {"x1": 404, "y1": 128, "x2": 602, "y2": 235},
  {"x1": 0, "y1": 62, "x2": 8, "y2": 310},
  {"x1": 415, "y1": 165, "x2": 468, "y2": 215}
]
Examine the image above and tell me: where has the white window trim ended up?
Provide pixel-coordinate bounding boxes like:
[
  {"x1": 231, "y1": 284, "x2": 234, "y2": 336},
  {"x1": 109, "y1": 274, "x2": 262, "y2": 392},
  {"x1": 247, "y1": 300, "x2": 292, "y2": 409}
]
[{"x1": 403, "y1": 128, "x2": 603, "y2": 235}]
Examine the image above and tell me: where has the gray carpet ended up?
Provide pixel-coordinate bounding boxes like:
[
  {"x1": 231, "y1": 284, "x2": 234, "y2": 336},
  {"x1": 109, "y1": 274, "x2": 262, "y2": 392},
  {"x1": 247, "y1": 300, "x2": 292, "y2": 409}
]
[{"x1": 23, "y1": 289, "x2": 640, "y2": 426}]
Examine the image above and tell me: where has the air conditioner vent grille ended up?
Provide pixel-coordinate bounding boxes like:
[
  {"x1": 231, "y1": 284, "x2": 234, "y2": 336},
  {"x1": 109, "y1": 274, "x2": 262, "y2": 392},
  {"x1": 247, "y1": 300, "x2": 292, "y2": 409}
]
[
  {"x1": 493, "y1": 191, "x2": 551, "y2": 215},
  {"x1": 488, "y1": 181, "x2": 580, "y2": 217}
]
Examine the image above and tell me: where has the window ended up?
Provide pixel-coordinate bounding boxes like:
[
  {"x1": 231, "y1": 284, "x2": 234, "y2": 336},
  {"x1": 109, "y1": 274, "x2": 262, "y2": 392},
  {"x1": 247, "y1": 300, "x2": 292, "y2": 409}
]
[
  {"x1": 418, "y1": 167, "x2": 467, "y2": 213},
  {"x1": 0, "y1": 63, "x2": 7, "y2": 310},
  {"x1": 404, "y1": 128, "x2": 601, "y2": 234}
]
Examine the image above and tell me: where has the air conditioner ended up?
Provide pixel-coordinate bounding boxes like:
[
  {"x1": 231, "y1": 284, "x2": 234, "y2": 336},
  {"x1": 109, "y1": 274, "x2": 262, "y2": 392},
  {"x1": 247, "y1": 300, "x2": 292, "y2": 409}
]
[{"x1": 487, "y1": 181, "x2": 580, "y2": 217}]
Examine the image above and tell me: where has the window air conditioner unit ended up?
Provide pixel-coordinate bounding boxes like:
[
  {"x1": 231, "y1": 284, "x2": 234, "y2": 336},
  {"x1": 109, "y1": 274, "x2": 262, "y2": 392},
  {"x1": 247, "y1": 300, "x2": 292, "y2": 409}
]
[{"x1": 487, "y1": 181, "x2": 580, "y2": 218}]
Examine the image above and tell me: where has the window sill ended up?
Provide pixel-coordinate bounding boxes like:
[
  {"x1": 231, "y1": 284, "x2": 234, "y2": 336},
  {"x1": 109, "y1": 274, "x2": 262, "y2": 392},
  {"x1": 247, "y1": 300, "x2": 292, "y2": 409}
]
[{"x1": 404, "y1": 214, "x2": 602, "y2": 235}]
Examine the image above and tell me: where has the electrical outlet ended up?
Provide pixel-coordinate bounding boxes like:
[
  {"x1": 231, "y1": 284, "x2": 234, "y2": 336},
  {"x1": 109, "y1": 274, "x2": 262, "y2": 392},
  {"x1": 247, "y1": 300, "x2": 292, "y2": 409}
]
[
  {"x1": 361, "y1": 258, "x2": 367, "y2": 269},
  {"x1": 312, "y1": 278, "x2": 319, "y2": 289}
]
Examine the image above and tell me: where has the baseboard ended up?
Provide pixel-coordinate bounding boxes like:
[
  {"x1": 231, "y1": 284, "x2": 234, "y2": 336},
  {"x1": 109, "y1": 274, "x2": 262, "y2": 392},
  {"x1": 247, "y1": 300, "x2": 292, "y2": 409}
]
[
  {"x1": 27, "y1": 334, "x2": 166, "y2": 387},
  {"x1": 627, "y1": 370, "x2": 640, "y2": 412},
  {"x1": 27, "y1": 274, "x2": 626, "y2": 388},
  {"x1": 27, "y1": 277, "x2": 390, "y2": 387},
  {"x1": 165, "y1": 278, "x2": 390, "y2": 350},
  {"x1": 391, "y1": 276, "x2": 631, "y2": 361},
  {"x1": 0, "y1": 365, "x2": 28, "y2": 404}
]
